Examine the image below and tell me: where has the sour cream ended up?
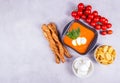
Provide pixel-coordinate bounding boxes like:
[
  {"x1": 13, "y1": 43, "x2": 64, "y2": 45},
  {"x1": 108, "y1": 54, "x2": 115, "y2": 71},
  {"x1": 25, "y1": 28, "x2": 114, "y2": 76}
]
[{"x1": 72, "y1": 57, "x2": 94, "y2": 78}]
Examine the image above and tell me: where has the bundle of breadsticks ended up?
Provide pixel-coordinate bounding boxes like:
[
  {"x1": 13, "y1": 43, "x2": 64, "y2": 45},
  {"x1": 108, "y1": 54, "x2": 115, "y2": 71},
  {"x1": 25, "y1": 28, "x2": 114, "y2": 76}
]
[{"x1": 41, "y1": 23, "x2": 72, "y2": 64}]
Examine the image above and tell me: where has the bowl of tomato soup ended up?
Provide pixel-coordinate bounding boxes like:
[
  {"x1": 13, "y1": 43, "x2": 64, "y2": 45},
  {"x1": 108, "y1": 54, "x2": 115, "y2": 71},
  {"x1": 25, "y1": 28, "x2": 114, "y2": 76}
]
[{"x1": 62, "y1": 20, "x2": 98, "y2": 55}]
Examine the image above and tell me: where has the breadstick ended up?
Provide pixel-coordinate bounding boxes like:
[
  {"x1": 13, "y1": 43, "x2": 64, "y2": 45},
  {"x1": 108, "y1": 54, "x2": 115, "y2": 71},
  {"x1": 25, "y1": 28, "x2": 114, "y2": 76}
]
[
  {"x1": 47, "y1": 24, "x2": 65, "y2": 63},
  {"x1": 49, "y1": 23, "x2": 72, "y2": 58},
  {"x1": 41, "y1": 23, "x2": 72, "y2": 64},
  {"x1": 42, "y1": 24, "x2": 62, "y2": 63},
  {"x1": 50, "y1": 23, "x2": 58, "y2": 35},
  {"x1": 42, "y1": 25, "x2": 61, "y2": 63},
  {"x1": 63, "y1": 46, "x2": 72, "y2": 58}
]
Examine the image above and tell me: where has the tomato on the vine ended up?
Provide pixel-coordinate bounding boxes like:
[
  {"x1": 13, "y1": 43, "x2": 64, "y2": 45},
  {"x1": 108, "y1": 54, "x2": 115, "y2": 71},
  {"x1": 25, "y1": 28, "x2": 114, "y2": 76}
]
[
  {"x1": 107, "y1": 30, "x2": 113, "y2": 34},
  {"x1": 81, "y1": 14, "x2": 86, "y2": 20},
  {"x1": 77, "y1": 10, "x2": 83, "y2": 16},
  {"x1": 104, "y1": 19, "x2": 108, "y2": 24},
  {"x1": 101, "y1": 25, "x2": 107, "y2": 30},
  {"x1": 86, "y1": 18, "x2": 91, "y2": 23},
  {"x1": 101, "y1": 31, "x2": 107, "y2": 35},
  {"x1": 86, "y1": 5, "x2": 92, "y2": 10},
  {"x1": 93, "y1": 16, "x2": 99, "y2": 22},
  {"x1": 84, "y1": 9, "x2": 91, "y2": 15},
  {"x1": 71, "y1": 3, "x2": 113, "y2": 36},
  {"x1": 92, "y1": 11, "x2": 98, "y2": 16},
  {"x1": 106, "y1": 23, "x2": 112, "y2": 28},
  {"x1": 90, "y1": 21, "x2": 96, "y2": 26},
  {"x1": 88, "y1": 14, "x2": 94, "y2": 19},
  {"x1": 71, "y1": 11, "x2": 77, "y2": 17},
  {"x1": 100, "y1": 17, "x2": 106, "y2": 23},
  {"x1": 78, "y1": 3, "x2": 84, "y2": 10},
  {"x1": 95, "y1": 24, "x2": 101, "y2": 30},
  {"x1": 75, "y1": 15, "x2": 80, "y2": 20}
]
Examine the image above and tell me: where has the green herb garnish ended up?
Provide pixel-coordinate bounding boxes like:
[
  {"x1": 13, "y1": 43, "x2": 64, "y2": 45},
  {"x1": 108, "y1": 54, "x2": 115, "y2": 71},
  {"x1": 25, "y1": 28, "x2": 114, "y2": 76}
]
[{"x1": 66, "y1": 28, "x2": 80, "y2": 39}]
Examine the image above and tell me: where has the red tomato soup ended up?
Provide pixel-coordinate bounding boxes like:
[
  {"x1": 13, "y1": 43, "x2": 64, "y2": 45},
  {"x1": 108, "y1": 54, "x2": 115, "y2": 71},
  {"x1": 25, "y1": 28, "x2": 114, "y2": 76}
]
[{"x1": 63, "y1": 22, "x2": 95, "y2": 54}]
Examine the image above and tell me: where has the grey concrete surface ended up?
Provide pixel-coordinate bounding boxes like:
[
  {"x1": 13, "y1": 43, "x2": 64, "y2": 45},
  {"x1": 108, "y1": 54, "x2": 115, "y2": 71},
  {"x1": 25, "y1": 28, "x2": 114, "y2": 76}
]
[{"x1": 0, "y1": 0, "x2": 120, "y2": 83}]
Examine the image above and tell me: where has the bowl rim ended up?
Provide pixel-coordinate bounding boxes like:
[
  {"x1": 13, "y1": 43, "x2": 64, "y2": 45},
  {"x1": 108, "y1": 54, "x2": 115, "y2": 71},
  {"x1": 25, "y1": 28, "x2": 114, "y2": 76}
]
[
  {"x1": 72, "y1": 56, "x2": 94, "y2": 78},
  {"x1": 62, "y1": 20, "x2": 98, "y2": 55}
]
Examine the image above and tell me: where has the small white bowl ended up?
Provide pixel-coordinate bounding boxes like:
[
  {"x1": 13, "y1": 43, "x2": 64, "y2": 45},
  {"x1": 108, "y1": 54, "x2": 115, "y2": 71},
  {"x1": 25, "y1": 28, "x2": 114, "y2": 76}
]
[
  {"x1": 94, "y1": 45, "x2": 116, "y2": 65},
  {"x1": 72, "y1": 56, "x2": 94, "y2": 78}
]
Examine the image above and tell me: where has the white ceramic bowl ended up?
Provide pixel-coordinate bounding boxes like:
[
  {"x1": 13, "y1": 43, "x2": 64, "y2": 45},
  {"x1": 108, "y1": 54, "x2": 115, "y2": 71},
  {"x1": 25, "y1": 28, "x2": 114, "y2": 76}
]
[
  {"x1": 72, "y1": 56, "x2": 94, "y2": 78},
  {"x1": 94, "y1": 45, "x2": 116, "y2": 65}
]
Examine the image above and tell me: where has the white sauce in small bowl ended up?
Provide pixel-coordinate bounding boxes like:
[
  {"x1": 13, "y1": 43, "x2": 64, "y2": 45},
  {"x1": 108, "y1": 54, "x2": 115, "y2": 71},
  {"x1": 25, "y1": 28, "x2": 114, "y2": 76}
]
[{"x1": 72, "y1": 56, "x2": 94, "y2": 78}]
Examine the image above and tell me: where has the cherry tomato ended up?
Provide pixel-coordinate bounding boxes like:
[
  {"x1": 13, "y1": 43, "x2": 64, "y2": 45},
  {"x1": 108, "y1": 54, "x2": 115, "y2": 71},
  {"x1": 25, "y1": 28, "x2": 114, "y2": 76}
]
[
  {"x1": 104, "y1": 19, "x2": 108, "y2": 24},
  {"x1": 88, "y1": 14, "x2": 94, "y2": 19},
  {"x1": 86, "y1": 18, "x2": 91, "y2": 23},
  {"x1": 78, "y1": 3, "x2": 84, "y2": 10},
  {"x1": 95, "y1": 24, "x2": 101, "y2": 30},
  {"x1": 102, "y1": 17, "x2": 106, "y2": 22},
  {"x1": 100, "y1": 17, "x2": 105, "y2": 23},
  {"x1": 75, "y1": 15, "x2": 80, "y2": 20},
  {"x1": 77, "y1": 10, "x2": 83, "y2": 16},
  {"x1": 71, "y1": 11, "x2": 77, "y2": 17},
  {"x1": 81, "y1": 15, "x2": 86, "y2": 20},
  {"x1": 93, "y1": 16, "x2": 99, "y2": 22},
  {"x1": 101, "y1": 25, "x2": 107, "y2": 30},
  {"x1": 86, "y1": 5, "x2": 92, "y2": 10},
  {"x1": 90, "y1": 21, "x2": 96, "y2": 26},
  {"x1": 92, "y1": 11, "x2": 98, "y2": 16},
  {"x1": 106, "y1": 23, "x2": 112, "y2": 28},
  {"x1": 84, "y1": 9, "x2": 91, "y2": 15},
  {"x1": 101, "y1": 31, "x2": 107, "y2": 35},
  {"x1": 107, "y1": 30, "x2": 113, "y2": 34}
]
